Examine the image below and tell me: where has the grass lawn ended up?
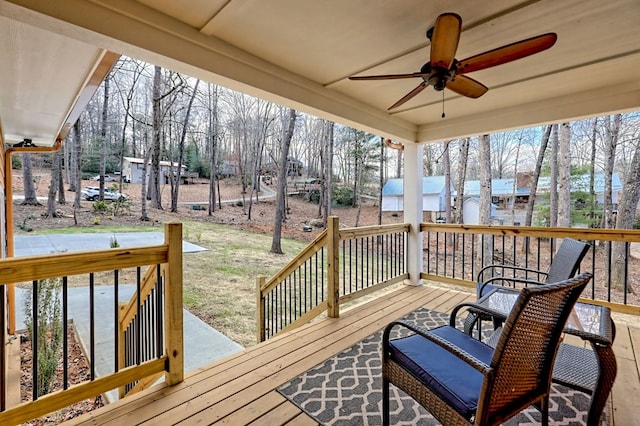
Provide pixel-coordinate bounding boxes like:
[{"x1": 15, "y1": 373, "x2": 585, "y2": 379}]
[{"x1": 27, "y1": 222, "x2": 307, "y2": 348}]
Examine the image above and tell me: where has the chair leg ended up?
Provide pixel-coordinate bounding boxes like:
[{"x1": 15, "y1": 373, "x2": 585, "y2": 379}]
[
  {"x1": 540, "y1": 396, "x2": 549, "y2": 426},
  {"x1": 382, "y1": 375, "x2": 390, "y2": 426}
]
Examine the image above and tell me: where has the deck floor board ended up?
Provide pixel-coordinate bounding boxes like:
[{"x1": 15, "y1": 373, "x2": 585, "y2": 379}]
[{"x1": 66, "y1": 284, "x2": 639, "y2": 426}]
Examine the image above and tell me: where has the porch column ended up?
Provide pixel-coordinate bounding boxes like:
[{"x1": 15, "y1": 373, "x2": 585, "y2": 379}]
[{"x1": 403, "y1": 143, "x2": 424, "y2": 286}]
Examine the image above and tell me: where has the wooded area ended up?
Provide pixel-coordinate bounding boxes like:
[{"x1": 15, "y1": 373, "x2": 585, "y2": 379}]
[{"x1": 15, "y1": 56, "x2": 640, "y2": 290}]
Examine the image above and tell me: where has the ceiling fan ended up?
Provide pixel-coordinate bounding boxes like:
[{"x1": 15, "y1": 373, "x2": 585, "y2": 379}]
[{"x1": 348, "y1": 13, "x2": 557, "y2": 111}]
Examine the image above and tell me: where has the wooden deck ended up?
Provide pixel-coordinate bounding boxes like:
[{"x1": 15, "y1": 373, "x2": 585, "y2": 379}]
[{"x1": 67, "y1": 284, "x2": 640, "y2": 425}]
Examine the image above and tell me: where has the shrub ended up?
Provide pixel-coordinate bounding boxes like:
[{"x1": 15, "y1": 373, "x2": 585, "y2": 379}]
[
  {"x1": 23, "y1": 278, "x2": 63, "y2": 397},
  {"x1": 333, "y1": 186, "x2": 354, "y2": 206},
  {"x1": 92, "y1": 201, "x2": 109, "y2": 213}
]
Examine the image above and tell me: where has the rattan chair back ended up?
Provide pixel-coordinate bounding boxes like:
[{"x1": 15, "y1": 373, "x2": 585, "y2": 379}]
[
  {"x1": 545, "y1": 238, "x2": 590, "y2": 283},
  {"x1": 475, "y1": 272, "x2": 591, "y2": 424}
]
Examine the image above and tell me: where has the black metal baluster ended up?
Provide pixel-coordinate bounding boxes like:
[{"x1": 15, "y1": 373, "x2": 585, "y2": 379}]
[
  {"x1": 114, "y1": 269, "x2": 119, "y2": 372},
  {"x1": 136, "y1": 267, "x2": 142, "y2": 366},
  {"x1": 32, "y1": 280, "x2": 39, "y2": 401},
  {"x1": 63, "y1": 276, "x2": 69, "y2": 390},
  {"x1": 89, "y1": 273, "x2": 95, "y2": 380},
  {"x1": 156, "y1": 265, "x2": 163, "y2": 358}
]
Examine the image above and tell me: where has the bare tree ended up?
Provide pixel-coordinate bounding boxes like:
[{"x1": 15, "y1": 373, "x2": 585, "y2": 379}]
[
  {"x1": 323, "y1": 120, "x2": 334, "y2": 225},
  {"x1": 98, "y1": 71, "x2": 110, "y2": 200},
  {"x1": 524, "y1": 125, "x2": 552, "y2": 227},
  {"x1": 45, "y1": 151, "x2": 62, "y2": 218},
  {"x1": 478, "y1": 134, "x2": 493, "y2": 265},
  {"x1": 72, "y1": 120, "x2": 83, "y2": 212},
  {"x1": 454, "y1": 138, "x2": 469, "y2": 224},
  {"x1": 21, "y1": 153, "x2": 40, "y2": 206},
  {"x1": 170, "y1": 79, "x2": 200, "y2": 212},
  {"x1": 271, "y1": 108, "x2": 297, "y2": 254},
  {"x1": 207, "y1": 83, "x2": 221, "y2": 215},
  {"x1": 549, "y1": 124, "x2": 559, "y2": 227},
  {"x1": 611, "y1": 133, "x2": 640, "y2": 293},
  {"x1": 442, "y1": 141, "x2": 452, "y2": 223},
  {"x1": 602, "y1": 114, "x2": 621, "y2": 229},
  {"x1": 557, "y1": 122, "x2": 571, "y2": 228}
]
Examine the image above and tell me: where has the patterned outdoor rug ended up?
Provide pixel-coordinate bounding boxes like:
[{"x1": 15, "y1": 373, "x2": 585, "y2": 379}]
[{"x1": 278, "y1": 308, "x2": 603, "y2": 425}]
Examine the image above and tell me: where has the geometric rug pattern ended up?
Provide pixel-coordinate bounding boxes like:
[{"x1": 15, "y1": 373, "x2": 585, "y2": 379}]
[{"x1": 278, "y1": 308, "x2": 598, "y2": 425}]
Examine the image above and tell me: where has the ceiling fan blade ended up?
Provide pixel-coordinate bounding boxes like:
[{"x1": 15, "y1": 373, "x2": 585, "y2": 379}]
[
  {"x1": 349, "y1": 72, "x2": 427, "y2": 80},
  {"x1": 430, "y1": 13, "x2": 462, "y2": 70},
  {"x1": 456, "y1": 33, "x2": 557, "y2": 75},
  {"x1": 446, "y1": 75, "x2": 488, "y2": 98},
  {"x1": 388, "y1": 81, "x2": 428, "y2": 110}
]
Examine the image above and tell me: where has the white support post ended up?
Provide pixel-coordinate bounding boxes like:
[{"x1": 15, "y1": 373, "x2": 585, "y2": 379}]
[{"x1": 403, "y1": 143, "x2": 424, "y2": 286}]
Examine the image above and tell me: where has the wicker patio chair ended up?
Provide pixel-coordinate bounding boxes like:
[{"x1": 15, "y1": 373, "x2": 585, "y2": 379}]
[
  {"x1": 465, "y1": 237, "x2": 590, "y2": 335},
  {"x1": 381, "y1": 272, "x2": 591, "y2": 426}
]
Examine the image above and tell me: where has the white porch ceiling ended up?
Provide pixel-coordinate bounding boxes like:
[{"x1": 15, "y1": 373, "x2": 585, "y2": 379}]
[{"x1": 1, "y1": 0, "x2": 639, "y2": 146}]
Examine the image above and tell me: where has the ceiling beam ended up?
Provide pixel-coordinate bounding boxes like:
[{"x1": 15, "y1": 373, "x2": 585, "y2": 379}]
[{"x1": 417, "y1": 82, "x2": 640, "y2": 143}]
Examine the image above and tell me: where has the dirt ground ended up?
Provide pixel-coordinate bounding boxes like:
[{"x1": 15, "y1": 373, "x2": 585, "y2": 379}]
[{"x1": 11, "y1": 172, "x2": 400, "y2": 238}]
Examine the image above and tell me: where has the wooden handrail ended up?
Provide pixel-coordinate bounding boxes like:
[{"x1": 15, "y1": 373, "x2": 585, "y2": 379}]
[
  {"x1": 0, "y1": 246, "x2": 168, "y2": 283},
  {"x1": 421, "y1": 223, "x2": 640, "y2": 242},
  {"x1": 260, "y1": 229, "x2": 328, "y2": 295},
  {"x1": 338, "y1": 223, "x2": 410, "y2": 240}
]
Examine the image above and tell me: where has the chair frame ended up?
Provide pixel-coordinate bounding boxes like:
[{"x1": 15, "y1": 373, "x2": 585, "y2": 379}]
[
  {"x1": 382, "y1": 273, "x2": 592, "y2": 426},
  {"x1": 468, "y1": 238, "x2": 590, "y2": 335}
]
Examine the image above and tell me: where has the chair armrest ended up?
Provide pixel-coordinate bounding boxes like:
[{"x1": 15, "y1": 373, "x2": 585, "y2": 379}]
[
  {"x1": 449, "y1": 300, "x2": 510, "y2": 323},
  {"x1": 478, "y1": 275, "x2": 548, "y2": 296},
  {"x1": 383, "y1": 320, "x2": 491, "y2": 375},
  {"x1": 476, "y1": 264, "x2": 547, "y2": 283}
]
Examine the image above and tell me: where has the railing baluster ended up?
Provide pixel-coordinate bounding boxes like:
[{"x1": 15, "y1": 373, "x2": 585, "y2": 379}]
[
  {"x1": 89, "y1": 273, "x2": 95, "y2": 381},
  {"x1": 114, "y1": 270, "x2": 119, "y2": 373},
  {"x1": 32, "y1": 280, "x2": 38, "y2": 401},
  {"x1": 63, "y1": 276, "x2": 69, "y2": 390}
]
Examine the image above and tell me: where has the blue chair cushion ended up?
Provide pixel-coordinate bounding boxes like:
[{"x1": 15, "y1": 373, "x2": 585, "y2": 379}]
[{"x1": 387, "y1": 325, "x2": 494, "y2": 419}]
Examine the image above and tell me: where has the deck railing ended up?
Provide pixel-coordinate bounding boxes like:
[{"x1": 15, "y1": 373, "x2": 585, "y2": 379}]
[
  {"x1": 118, "y1": 263, "x2": 168, "y2": 397},
  {"x1": 257, "y1": 216, "x2": 409, "y2": 341},
  {"x1": 0, "y1": 223, "x2": 183, "y2": 425},
  {"x1": 421, "y1": 223, "x2": 640, "y2": 314}
]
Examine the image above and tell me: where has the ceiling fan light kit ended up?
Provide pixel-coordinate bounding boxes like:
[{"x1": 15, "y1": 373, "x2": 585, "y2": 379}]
[{"x1": 349, "y1": 12, "x2": 557, "y2": 112}]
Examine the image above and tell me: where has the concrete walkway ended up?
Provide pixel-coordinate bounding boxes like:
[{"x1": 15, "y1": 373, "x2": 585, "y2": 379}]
[
  {"x1": 14, "y1": 232, "x2": 207, "y2": 257},
  {"x1": 13, "y1": 233, "x2": 243, "y2": 402}
]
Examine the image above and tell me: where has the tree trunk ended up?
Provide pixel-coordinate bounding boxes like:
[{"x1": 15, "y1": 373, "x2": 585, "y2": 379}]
[
  {"x1": 140, "y1": 147, "x2": 152, "y2": 221},
  {"x1": 170, "y1": 79, "x2": 200, "y2": 212},
  {"x1": 73, "y1": 120, "x2": 82, "y2": 211},
  {"x1": 557, "y1": 122, "x2": 571, "y2": 228},
  {"x1": 378, "y1": 137, "x2": 384, "y2": 226},
  {"x1": 99, "y1": 73, "x2": 110, "y2": 200},
  {"x1": 524, "y1": 125, "x2": 551, "y2": 227},
  {"x1": 46, "y1": 151, "x2": 62, "y2": 218},
  {"x1": 68, "y1": 132, "x2": 78, "y2": 192},
  {"x1": 56, "y1": 151, "x2": 65, "y2": 205},
  {"x1": 603, "y1": 114, "x2": 621, "y2": 229},
  {"x1": 271, "y1": 108, "x2": 297, "y2": 254},
  {"x1": 443, "y1": 141, "x2": 452, "y2": 223},
  {"x1": 324, "y1": 121, "x2": 334, "y2": 225},
  {"x1": 478, "y1": 134, "x2": 493, "y2": 267},
  {"x1": 21, "y1": 153, "x2": 41, "y2": 206},
  {"x1": 589, "y1": 118, "x2": 597, "y2": 227},
  {"x1": 150, "y1": 65, "x2": 163, "y2": 209},
  {"x1": 208, "y1": 83, "x2": 219, "y2": 215},
  {"x1": 611, "y1": 133, "x2": 640, "y2": 293},
  {"x1": 454, "y1": 138, "x2": 469, "y2": 224},
  {"x1": 549, "y1": 124, "x2": 559, "y2": 227}
]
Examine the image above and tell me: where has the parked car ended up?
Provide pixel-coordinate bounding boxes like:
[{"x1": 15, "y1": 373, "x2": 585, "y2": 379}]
[
  {"x1": 81, "y1": 186, "x2": 126, "y2": 201},
  {"x1": 90, "y1": 175, "x2": 115, "y2": 182}
]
